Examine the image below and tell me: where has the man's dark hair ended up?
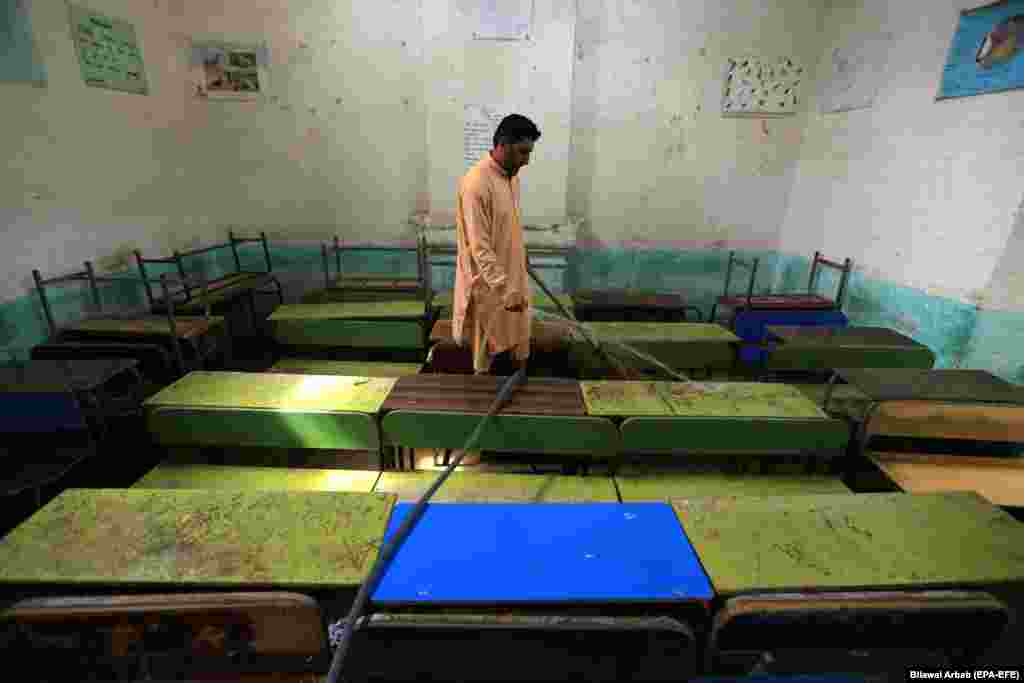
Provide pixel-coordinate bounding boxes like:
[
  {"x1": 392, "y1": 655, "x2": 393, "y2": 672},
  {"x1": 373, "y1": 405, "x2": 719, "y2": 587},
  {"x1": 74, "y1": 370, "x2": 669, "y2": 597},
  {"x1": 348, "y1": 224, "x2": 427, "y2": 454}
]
[{"x1": 493, "y1": 114, "x2": 541, "y2": 148}]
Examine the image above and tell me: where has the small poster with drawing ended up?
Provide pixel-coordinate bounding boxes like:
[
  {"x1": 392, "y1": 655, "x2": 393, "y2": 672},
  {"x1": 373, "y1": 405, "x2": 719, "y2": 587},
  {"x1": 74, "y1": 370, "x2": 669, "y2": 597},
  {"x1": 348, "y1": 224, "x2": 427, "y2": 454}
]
[{"x1": 193, "y1": 41, "x2": 264, "y2": 99}]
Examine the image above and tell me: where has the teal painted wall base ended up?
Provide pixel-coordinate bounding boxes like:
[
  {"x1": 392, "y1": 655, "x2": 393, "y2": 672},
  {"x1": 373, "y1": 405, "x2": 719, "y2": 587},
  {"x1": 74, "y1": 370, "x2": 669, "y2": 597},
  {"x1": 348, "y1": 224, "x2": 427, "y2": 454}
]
[{"x1": 3, "y1": 242, "x2": 1020, "y2": 385}]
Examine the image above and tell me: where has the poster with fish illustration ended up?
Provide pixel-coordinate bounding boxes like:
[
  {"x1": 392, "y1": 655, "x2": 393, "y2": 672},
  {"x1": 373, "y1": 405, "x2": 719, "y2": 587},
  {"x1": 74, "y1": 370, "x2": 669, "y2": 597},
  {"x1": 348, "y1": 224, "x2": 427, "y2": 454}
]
[{"x1": 938, "y1": 0, "x2": 1024, "y2": 100}]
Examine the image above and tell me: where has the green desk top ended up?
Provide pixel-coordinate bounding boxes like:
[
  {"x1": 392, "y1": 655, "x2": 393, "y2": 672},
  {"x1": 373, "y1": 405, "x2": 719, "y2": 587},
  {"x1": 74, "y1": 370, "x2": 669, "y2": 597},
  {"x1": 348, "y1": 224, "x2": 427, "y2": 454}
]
[
  {"x1": 134, "y1": 464, "x2": 380, "y2": 492},
  {"x1": 615, "y1": 468, "x2": 850, "y2": 501},
  {"x1": 374, "y1": 471, "x2": 618, "y2": 502},
  {"x1": 581, "y1": 381, "x2": 828, "y2": 418},
  {"x1": 576, "y1": 322, "x2": 739, "y2": 343},
  {"x1": 767, "y1": 326, "x2": 925, "y2": 348},
  {"x1": 144, "y1": 371, "x2": 396, "y2": 414},
  {"x1": 270, "y1": 301, "x2": 427, "y2": 321},
  {"x1": 674, "y1": 492, "x2": 1024, "y2": 596},
  {"x1": 0, "y1": 488, "x2": 395, "y2": 588},
  {"x1": 269, "y1": 360, "x2": 423, "y2": 377}
]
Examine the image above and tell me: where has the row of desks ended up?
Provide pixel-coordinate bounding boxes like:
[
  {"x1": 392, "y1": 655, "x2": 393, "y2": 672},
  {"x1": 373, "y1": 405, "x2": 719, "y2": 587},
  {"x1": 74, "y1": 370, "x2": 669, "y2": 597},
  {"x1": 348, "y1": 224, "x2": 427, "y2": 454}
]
[
  {"x1": 1, "y1": 486, "x2": 1022, "y2": 603},
  {"x1": 143, "y1": 372, "x2": 852, "y2": 464}
]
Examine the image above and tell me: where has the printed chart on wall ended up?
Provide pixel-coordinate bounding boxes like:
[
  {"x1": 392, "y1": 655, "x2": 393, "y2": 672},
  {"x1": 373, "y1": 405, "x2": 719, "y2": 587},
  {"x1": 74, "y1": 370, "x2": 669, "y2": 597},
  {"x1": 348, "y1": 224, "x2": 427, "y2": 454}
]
[
  {"x1": 819, "y1": 33, "x2": 892, "y2": 114},
  {"x1": 938, "y1": 0, "x2": 1024, "y2": 100},
  {"x1": 721, "y1": 56, "x2": 803, "y2": 117},
  {"x1": 473, "y1": 0, "x2": 533, "y2": 40},
  {"x1": 464, "y1": 103, "x2": 513, "y2": 169},
  {"x1": 1, "y1": 0, "x2": 47, "y2": 85},
  {"x1": 192, "y1": 41, "x2": 266, "y2": 100},
  {"x1": 67, "y1": 3, "x2": 147, "y2": 94}
]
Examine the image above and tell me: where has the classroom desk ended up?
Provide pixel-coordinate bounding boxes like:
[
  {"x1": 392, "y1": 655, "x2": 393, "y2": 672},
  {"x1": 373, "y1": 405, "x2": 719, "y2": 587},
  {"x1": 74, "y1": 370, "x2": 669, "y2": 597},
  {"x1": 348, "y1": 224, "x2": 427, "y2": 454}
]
[
  {"x1": 434, "y1": 290, "x2": 575, "y2": 315},
  {"x1": 133, "y1": 463, "x2": 381, "y2": 493},
  {"x1": 733, "y1": 310, "x2": 849, "y2": 365},
  {"x1": 765, "y1": 325, "x2": 935, "y2": 371},
  {"x1": 268, "y1": 359, "x2": 423, "y2": 377},
  {"x1": 572, "y1": 289, "x2": 702, "y2": 322},
  {"x1": 828, "y1": 368, "x2": 1024, "y2": 406},
  {"x1": 0, "y1": 488, "x2": 395, "y2": 589},
  {"x1": 379, "y1": 375, "x2": 620, "y2": 466},
  {"x1": 0, "y1": 359, "x2": 143, "y2": 433},
  {"x1": 581, "y1": 381, "x2": 849, "y2": 456},
  {"x1": 144, "y1": 371, "x2": 392, "y2": 457},
  {"x1": 152, "y1": 272, "x2": 278, "y2": 314},
  {"x1": 374, "y1": 471, "x2": 618, "y2": 502},
  {"x1": 674, "y1": 491, "x2": 1024, "y2": 596},
  {"x1": 270, "y1": 301, "x2": 436, "y2": 349},
  {"x1": 868, "y1": 453, "x2": 1024, "y2": 508},
  {"x1": 570, "y1": 322, "x2": 739, "y2": 376},
  {"x1": 613, "y1": 465, "x2": 851, "y2": 501},
  {"x1": 372, "y1": 502, "x2": 714, "y2": 605},
  {"x1": 428, "y1": 318, "x2": 571, "y2": 352},
  {"x1": 427, "y1": 319, "x2": 573, "y2": 375}
]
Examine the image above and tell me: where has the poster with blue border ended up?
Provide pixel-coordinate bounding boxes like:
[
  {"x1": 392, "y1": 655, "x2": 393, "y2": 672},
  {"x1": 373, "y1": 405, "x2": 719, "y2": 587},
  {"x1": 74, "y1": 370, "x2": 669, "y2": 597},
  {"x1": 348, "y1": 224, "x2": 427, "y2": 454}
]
[
  {"x1": 938, "y1": 0, "x2": 1024, "y2": 100},
  {"x1": 0, "y1": 0, "x2": 47, "y2": 85}
]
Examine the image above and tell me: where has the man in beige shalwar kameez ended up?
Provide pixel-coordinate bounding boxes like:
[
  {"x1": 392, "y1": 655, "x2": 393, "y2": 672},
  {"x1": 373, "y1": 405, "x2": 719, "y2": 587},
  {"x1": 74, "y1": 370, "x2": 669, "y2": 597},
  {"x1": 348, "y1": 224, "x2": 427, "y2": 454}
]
[{"x1": 452, "y1": 114, "x2": 542, "y2": 378}]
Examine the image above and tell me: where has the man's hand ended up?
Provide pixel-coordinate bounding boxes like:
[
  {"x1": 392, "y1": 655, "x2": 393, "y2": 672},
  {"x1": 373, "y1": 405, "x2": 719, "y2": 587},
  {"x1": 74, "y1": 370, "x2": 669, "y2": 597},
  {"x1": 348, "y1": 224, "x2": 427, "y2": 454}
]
[{"x1": 503, "y1": 290, "x2": 528, "y2": 312}]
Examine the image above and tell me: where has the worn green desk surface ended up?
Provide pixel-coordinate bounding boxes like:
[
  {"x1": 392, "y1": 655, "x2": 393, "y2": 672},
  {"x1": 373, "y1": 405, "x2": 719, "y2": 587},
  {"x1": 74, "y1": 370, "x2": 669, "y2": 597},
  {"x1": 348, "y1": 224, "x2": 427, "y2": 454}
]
[
  {"x1": 269, "y1": 359, "x2": 423, "y2": 377},
  {"x1": 134, "y1": 464, "x2": 380, "y2": 492},
  {"x1": 570, "y1": 322, "x2": 738, "y2": 374},
  {"x1": 270, "y1": 302, "x2": 431, "y2": 349},
  {"x1": 146, "y1": 371, "x2": 395, "y2": 413},
  {"x1": 674, "y1": 491, "x2": 1024, "y2": 596},
  {"x1": 594, "y1": 383, "x2": 848, "y2": 454},
  {"x1": 581, "y1": 381, "x2": 827, "y2": 418},
  {"x1": 614, "y1": 466, "x2": 850, "y2": 501},
  {"x1": 144, "y1": 372, "x2": 391, "y2": 450},
  {"x1": 0, "y1": 488, "x2": 395, "y2": 588},
  {"x1": 766, "y1": 326, "x2": 936, "y2": 370},
  {"x1": 374, "y1": 471, "x2": 618, "y2": 502}
]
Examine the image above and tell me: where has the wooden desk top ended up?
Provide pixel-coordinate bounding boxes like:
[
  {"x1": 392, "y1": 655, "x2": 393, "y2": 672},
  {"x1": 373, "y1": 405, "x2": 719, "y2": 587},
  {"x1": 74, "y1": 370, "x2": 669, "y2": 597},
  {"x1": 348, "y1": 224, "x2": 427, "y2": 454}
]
[
  {"x1": 870, "y1": 453, "x2": 1024, "y2": 508},
  {"x1": 0, "y1": 488, "x2": 395, "y2": 588},
  {"x1": 581, "y1": 381, "x2": 827, "y2": 418},
  {"x1": 674, "y1": 492, "x2": 1024, "y2": 596},
  {"x1": 380, "y1": 374, "x2": 586, "y2": 416},
  {"x1": 145, "y1": 371, "x2": 396, "y2": 414},
  {"x1": 65, "y1": 316, "x2": 223, "y2": 340},
  {"x1": 0, "y1": 359, "x2": 138, "y2": 393}
]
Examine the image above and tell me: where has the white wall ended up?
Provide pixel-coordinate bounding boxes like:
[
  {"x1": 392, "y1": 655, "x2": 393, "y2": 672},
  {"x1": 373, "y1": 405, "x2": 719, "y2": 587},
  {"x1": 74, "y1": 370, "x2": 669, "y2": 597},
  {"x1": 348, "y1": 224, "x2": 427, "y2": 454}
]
[
  {"x1": 780, "y1": 0, "x2": 1024, "y2": 305},
  {"x1": 570, "y1": 0, "x2": 828, "y2": 247}
]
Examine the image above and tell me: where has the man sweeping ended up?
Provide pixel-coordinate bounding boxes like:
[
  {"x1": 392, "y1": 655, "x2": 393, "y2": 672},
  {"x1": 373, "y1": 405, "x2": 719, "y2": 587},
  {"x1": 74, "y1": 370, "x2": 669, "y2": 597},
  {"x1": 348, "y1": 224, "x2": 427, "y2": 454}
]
[
  {"x1": 451, "y1": 114, "x2": 541, "y2": 466},
  {"x1": 453, "y1": 113, "x2": 541, "y2": 378}
]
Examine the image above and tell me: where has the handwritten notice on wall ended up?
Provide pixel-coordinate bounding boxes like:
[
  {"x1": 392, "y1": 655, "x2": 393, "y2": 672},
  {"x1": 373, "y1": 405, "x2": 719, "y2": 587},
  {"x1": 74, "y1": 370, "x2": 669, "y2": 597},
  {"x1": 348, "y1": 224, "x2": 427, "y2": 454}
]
[
  {"x1": 68, "y1": 3, "x2": 148, "y2": 94},
  {"x1": 820, "y1": 34, "x2": 891, "y2": 114},
  {"x1": 464, "y1": 103, "x2": 511, "y2": 169}
]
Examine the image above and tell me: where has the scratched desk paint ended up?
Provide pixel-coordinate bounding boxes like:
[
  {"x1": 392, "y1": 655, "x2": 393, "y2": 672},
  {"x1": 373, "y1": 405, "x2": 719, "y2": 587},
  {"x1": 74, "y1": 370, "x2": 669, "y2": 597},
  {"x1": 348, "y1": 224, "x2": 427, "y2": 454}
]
[
  {"x1": 134, "y1": 464, "x2": 381, "y2": 493},
  {"x1": 766, "y1": 326, "x2": 935, "y2": 370},
  {"x1": 374, "y1": 471, "x2": 617, "y2": 502},
  {"x1": 674, "y1": 492, "x2": 1024, "y2": 596},
  {"x1": 583, "y1": 382, "x2": 849, "y2": 455},
  {"x1": 0, "y1": 488, "x2": 395, "y2": 588},
  {"x1": 570, "y1": 323, "x2": 739, "y2": 375},
  {"x1": 270, "y1": 301, "x2": 434, "y2": 349},
  {"x1": 615, "y1": 466, "x2": 850, "y2": 501},
  {"x1": 373, "y1": 503, "x2": 714, "y2": 604},
  {"x1": 143, "y1": 371, "x2": 392, "y2": 450}
]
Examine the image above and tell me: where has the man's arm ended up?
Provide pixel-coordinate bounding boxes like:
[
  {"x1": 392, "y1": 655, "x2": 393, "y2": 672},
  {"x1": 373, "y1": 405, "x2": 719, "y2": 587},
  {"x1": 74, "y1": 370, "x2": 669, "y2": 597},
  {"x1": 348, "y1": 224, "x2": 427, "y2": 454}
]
[{"x1": 461, "y1": 185, "x2": 509, "y2": 295}]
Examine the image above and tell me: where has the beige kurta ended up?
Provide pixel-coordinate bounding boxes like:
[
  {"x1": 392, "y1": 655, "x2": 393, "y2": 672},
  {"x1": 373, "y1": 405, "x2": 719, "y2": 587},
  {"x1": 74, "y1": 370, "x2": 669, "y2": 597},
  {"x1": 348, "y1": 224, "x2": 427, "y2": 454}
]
[{"x1": 452, "y1": 153, "x2": 532, "y2": 373}]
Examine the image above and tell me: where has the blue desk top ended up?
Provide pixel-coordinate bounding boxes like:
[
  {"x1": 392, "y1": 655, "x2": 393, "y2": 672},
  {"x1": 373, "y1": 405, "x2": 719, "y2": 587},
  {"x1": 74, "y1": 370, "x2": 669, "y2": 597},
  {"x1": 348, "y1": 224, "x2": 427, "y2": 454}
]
[
  {"x1": 372, "y1": 502, "x2": 714, "y2": 605},
  {"x1": 735, "y1": 310, "x2": 849, "y2": 364}
]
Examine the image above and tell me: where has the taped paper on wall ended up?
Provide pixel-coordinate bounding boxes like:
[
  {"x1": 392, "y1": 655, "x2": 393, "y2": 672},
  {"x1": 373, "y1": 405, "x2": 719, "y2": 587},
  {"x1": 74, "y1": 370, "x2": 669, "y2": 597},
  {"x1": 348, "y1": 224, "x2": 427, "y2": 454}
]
[
  {"x1": 473, "y1": 0, "x2": 532, "y2": 40},
  {"x1": 464, "y1": 103, "x2": 513, "y2": 169},
  {"x1": 819, "y1": 33, "x2": 891, "y2": 114}
]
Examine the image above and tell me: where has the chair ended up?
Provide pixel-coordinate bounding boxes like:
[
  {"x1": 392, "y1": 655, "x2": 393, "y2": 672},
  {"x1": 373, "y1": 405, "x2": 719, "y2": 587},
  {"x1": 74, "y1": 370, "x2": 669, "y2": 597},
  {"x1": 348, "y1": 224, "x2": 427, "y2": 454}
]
[
  {"x1": 33, "y1": 263, "x2": 221, "y2": 376},
  {"x1": 707, "y1": 591, "x2": 1009, "y2": 675},
  {"x1": 711, "y1": 251, "x2": 853, "y2": 324}
]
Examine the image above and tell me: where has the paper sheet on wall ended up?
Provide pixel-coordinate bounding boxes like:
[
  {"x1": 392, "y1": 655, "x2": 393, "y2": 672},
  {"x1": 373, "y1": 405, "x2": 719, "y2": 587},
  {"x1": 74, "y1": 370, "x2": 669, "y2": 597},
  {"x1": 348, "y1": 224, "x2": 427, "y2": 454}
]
[
  {"x1": 819, "y1": 33, "x2": 891, "y2": 114},
  {"x1": 0, "y1": 0, "x2": 47, "y2": 84},
  {"x1": 464, "y1": 103, "x2": 512, "y2": 169},
  {"x1": 473, "y1": 0, "x2": 532, "y2": 40}
]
